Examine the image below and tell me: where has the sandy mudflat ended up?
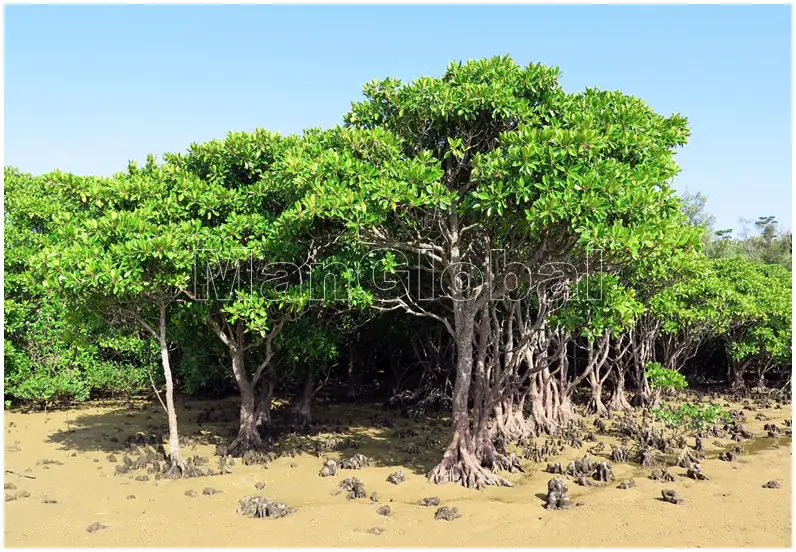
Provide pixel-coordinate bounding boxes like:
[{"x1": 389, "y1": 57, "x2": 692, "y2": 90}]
[{"x1": 3, "y1": 398, "x2": 791, "y2": 547}]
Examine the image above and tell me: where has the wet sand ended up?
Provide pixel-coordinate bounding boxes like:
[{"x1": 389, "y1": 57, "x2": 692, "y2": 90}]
[{"x1": 3, "y1": 397, "x2": 791, "y2": 547}]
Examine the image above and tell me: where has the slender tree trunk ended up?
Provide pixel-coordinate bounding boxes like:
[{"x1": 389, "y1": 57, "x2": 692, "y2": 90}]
[
  {"x1": 156, "y1": 302, "x2": 190, "y2": 477},
  {"x1": 528, "y1": 371, "x2": 553, "y2": 435},
  {"x1": 255, "y1": 377, "x2": 275, "y2": 428},
  {"x1": 346, "y1": 340, "x2": 360, "y2": 402},
  {"x1": 587, "y1": 370, "x2": 608, "y2": 417}
]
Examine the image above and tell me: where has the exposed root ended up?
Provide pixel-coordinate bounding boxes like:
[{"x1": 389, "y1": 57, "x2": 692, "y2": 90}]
[
  {"x1": 434, "y1": 506, "x2": 462, "y2": 521},
  {"x1": 319, "y1": 459, "x2": 338, "y2": 477},
  {"x1": 163, "y1": 458, "x2": 201, "y2": 479},
  {"x1": 226, "y1": 430, "x2": 269, "y2": 459},
  {"x1": 608, "y1": 389, "x2": 632, "y2": 411},
  {"x1": 428, "y1": 437, "x2": 513, "y2": 489},
  {"x1": 617, "y1": 479, "x2": 636, "y2": 489},
  {"x1": 475, "y1": 436, "x2": 524, "y2": 474},
  {"x1": 586, "y1": 397, "x2": 609, "y2": 418},
  {"x1": 493, "y1": 405, "x2": 534, "y2": 443},
  {"x1": 386, "y1": 470, "x2": 406, "y2": 485},
  {"x1": 676, "y1": 447, "x2": 700, "y2": 468},
  {"x1": 340, "y1": 453, "x2": 370, "y2": 470}
]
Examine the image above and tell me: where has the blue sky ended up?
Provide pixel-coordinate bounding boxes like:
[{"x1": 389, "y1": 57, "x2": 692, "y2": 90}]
[{"x1": 5, "y1": 5, "x2": 791, "y2": 233}]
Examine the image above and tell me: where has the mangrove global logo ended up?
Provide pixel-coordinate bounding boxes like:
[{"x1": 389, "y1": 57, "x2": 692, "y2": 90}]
[{"x1": 191, "y1": 248, "x2": 605, "y2": 305}]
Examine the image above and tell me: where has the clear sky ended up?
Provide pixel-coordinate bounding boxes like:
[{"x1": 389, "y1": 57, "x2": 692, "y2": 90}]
[{"x1": 4, "y1": 5, "x2": 791, "y2": 233}]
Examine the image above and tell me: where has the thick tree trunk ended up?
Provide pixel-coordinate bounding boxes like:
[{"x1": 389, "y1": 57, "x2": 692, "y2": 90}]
[
  {"x1": 729, "y1": 360, "x2": 747, "y2": 392},
  {"x1": 474, "y1": 421, "x2": 523, "y2": 473},
  {"x1": 228, "y1": 348, "x2": 266, "y2": 456},
  {"x1": 428, "y1": 408, "x2": 511, "y2": 488},
  {"x1": 428, "y1": 305, "x2": 510, "y2": 488},
  {"x1": 292, "y1": 375, "x2": 314, "y2": 428},
  {"x1": 608, "y1": 366, "x2": 632, "y2": 411}
]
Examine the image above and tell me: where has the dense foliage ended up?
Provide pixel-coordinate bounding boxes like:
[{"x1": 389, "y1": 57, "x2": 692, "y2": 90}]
[{"x1": 4, "y1": 57, "x2": 791, "y2": 486}]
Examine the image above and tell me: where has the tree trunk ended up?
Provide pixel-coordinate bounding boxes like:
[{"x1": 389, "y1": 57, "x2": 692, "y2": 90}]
[
  {"x1": 156, "y1": 302, "x2": 191, "y2": 478},
  {"x1": 729, "y1": 360, "x2": 747, "y2": 392},
  {"x1": 587, "y1": 370, "x2": 608, "y2": 417},
  {"x1": 493, "y1": 395, "x2": 533, "y2": 442},
  {"x1": 474, "y1": 419, "x2": 523, "y2": 473},
  {"x1": 346, "y1": 340, "x2": 360, "y2": 402},
  {"x1": 292, "y1": 374, "x2": 314, "y2": 428},
  {"x1": 228, "y1": 348, "x2": 266, "y2": 456},
  {"x1": 255, "y1": 377, "x2": 275, "y2": 428},
  {"x1": 528, "y1": 366, "x2": 575, "y2": 435},
  {"x1": 608, "y1": 366, "x2": 632, "y2": 411},
  {"x1": 427, "y1": 305, "x2": 510, "y2": 488}
]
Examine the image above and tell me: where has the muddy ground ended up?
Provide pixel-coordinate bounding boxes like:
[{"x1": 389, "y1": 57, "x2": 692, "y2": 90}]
[{"x1": 3, "y1": 395, "x2": 792, "y2": 547}]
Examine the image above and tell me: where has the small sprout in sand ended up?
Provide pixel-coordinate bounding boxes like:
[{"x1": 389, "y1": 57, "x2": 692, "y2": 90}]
[
  {"x1": 319, "y1": 459, "x2": 338, "y2": 477},
  {"x1": 719, "y1": 451, "x2": 737, "y2": 462},
  {"x1": 544, "y1": 477, "x2": 571, "y2": 510},
  {"x1": 386, "y1": 470, "x2": 406, "y2": 485},
  {"x1": 649, "y1": 468, "x2": 675, "y2": 482},
  {"x1": 339, "y1": 477, "x2": 366, "y2": 500},
  {"x1": 686, "y1": 464, "x2": 710, "y2": 481},
  {"x1": 237, "y1": 496, "x2": 296, "y2": 519},
  {"x1": 617, "y1": 479, "x2": 636, "y2": 489},
  {"x1": 593, "y1": 462, "x2": 614, "y2": 482},
  {"x1": 545, "y1": 463, "x2": 563, "y2": 475},
  {"x1": 340, "y1": 454, "x2": 370, "y2": 470},
  {"x1": 434, "y1": 506, "x2": 461, "y2": 521},
  {"x1": 661, "y1": 489, "x2": 683, "y2": 505},
  {"x1": 86, "y1": 522, "x2": 108, "y2": 533}
]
